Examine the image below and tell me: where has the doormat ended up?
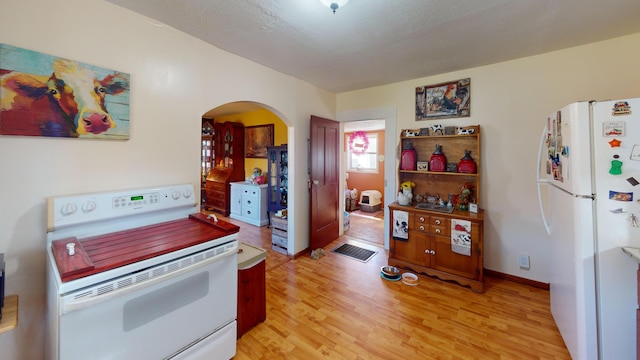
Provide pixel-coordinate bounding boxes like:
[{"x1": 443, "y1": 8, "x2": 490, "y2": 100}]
[{"x1": 332, "y1": 243, "x2": 377, "y2": 263}]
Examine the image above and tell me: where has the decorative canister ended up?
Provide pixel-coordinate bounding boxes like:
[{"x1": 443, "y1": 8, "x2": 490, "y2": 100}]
[
  {"x1": 400, "y1": 141, "x2": 417, "y2": 170},
  {"x1": 429, "y1": 144, "x2": 446, "y2": 172},
  {"x1": 457, "y1": 150, "x2": 477, "y2": 173}
]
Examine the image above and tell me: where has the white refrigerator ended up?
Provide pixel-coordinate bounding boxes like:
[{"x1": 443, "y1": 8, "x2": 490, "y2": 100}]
[{"x1": 537, "y1": 98, "x2": 640, "y2": 360}]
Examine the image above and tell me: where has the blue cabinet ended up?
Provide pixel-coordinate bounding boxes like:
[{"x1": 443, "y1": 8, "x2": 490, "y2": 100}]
[{"x1": 266, "y1": 145, "x2": 288, "y2": 213}]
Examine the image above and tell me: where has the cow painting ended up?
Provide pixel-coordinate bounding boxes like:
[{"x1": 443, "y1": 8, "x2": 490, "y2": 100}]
[{"x1": 0, "y1": 44, "x2": 130, "y2": 139}]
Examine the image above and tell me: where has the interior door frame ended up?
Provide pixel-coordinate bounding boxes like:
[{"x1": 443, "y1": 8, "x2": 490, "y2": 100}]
[{"x1": 337, "y1": 107, "x2": 397, "y2": 250}]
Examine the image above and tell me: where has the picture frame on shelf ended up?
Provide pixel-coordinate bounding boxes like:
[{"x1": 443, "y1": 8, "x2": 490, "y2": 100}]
[
  {"x1": 245, "y1": 124, "x2": 274, "y2": 158},
  {"x1": 415, "y1": 78, "x2": 471, "y2": 121},
  {"x1": 469, "y1": 203, "x2": 478, "y2": 213}
]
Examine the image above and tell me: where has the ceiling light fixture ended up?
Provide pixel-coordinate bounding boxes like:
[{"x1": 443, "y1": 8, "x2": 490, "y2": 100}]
[{"x1": 319, "y1": 0, "x2": 349, "y2": 14}]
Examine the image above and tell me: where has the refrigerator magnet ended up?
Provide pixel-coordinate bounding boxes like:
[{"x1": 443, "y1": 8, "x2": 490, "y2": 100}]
[
  {"x1": 612, "y1": 101, "x2": 631, "y2": 116},
  {"x1": 609, "y1": 157, "x2": 623, "y2": 175},
  {"x1": 609, "y1": 191, "x2": 633, "y2": 201},
  {"x1": 603, "y1": 121, "x2": 624, "y2": 137},
  {"x1": 631, "y1": 145, "x2": 640, "y2": 161},
  {"x1": 627, "y1": 177, "x2": 640, "y2": 186},
  {"x1": 608, "y1": 138, "x2": 622, "y2": 148}
]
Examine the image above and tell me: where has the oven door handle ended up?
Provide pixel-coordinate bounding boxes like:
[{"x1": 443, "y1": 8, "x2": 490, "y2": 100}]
[{"x1": 60, "y1": 244, "x2": 237, "y2": 315}]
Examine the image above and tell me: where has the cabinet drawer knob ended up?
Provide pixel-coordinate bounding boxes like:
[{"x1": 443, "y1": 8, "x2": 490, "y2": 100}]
[
  {"x1": 435, "y1": 229, "x2": 440, "y2": 234},
  {"x1": 430, "y1": 250, "x2": 436, "y2": 255},
  {"x1": 435, "y1": 219, "x2": 441, "y2": 225},
  {"x1": 424, "y1": 249, "x2": 429, "y2": 254},
  {"x1": 419, "y1": 225, "x2": 425, "y2": 231},
  {"x1": 419, "y1": 216, "x2": 425, "y2": 222}
]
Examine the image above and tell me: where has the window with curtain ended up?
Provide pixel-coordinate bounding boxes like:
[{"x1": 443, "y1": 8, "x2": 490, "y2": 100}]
[{"x1": 347, "y1": 132, "x2": 378, "y2": 173}]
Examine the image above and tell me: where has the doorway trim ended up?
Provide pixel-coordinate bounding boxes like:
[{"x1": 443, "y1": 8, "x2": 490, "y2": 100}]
[{"x1": 337, "y1": 107, "x2": 397, "y2": 250}]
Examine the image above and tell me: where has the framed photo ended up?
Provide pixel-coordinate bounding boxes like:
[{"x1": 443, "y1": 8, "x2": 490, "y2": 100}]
[
  {"x1": 245, "y1": 124, "x2": 274, "y2": 158},
  {"x1": 469, "y1": 203, "x2": 478, "y2": 213},
  {"x1": 415, "y1": 78, "x2": 470, "y2": 120}
]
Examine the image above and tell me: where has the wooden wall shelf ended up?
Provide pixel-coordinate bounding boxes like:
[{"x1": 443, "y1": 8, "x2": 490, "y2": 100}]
[{"x1": 0, "y1": 295, "x2": 18, "y2": 333}]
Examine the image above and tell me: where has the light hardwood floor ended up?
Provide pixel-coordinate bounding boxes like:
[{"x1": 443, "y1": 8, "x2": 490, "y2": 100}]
[{"x1": 208, "y1": 211, "x2": 571, "y2": 359}]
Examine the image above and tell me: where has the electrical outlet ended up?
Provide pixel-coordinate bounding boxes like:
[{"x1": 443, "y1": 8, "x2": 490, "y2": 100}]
[{"x1": 519, "y1": 254, "x2": 530, "y2": 270}]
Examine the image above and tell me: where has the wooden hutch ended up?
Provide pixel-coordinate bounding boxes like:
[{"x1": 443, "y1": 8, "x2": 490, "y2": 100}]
[
  {"x1": 204, "y1": 122, "x2": 245, "y2": 216},
  {"x1": 389, "y1": 125, "x2": 485, "y2": 292}
]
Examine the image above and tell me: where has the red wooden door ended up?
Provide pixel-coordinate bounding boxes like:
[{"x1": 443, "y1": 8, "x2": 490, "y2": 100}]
[{"x1": 309, "y1": 115, "x2": 340, "y2": 250}]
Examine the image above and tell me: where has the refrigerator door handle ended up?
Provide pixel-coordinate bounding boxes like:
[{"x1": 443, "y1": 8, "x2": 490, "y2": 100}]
[
  {"x1": 537, "y1": 128, "x2": 551, "y2": 234},
  {"x1": 537, "y1": 182, "x2": 551, "y2": 235}
]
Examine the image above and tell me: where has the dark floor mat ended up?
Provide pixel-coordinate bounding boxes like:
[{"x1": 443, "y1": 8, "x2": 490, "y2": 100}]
[{"x1": 332, "y1": 243, "x2": 377, "y2": 263}]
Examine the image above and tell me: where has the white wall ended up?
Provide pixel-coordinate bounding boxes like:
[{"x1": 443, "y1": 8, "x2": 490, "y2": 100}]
[
  {"x1": 337, "y1": 33, "x2": 640, "y2": 283},
  {"x1": 0, "y1": 0, "x2": 335, "y2": 358}
]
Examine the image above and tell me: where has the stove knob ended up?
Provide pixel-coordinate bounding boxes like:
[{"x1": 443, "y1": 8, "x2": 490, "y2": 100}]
[
  {"x1": 171, "y1": 190, "x2": 181, "y2": 200},
  {"x1": 82, "y1": 200, "x2": 97, "y2": 213},
  {"x1": 183, "y1": 188, "x2": 192, "y2": 199},
  {"x1": 60, "y1": 202, "x2": 77, "y2": 216}
]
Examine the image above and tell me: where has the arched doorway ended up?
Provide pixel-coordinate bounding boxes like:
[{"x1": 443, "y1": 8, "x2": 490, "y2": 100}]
[{"x1": 201, "y1": 101, "x2": 291, "y2": 252}]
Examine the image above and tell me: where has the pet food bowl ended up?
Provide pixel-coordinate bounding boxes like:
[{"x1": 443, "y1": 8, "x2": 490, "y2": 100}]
[
  {"x1": 401, "y1": 272, "x2": 419, "y2": 286},
  {"x1": 380, "y1": 266, "x2": 400, "y2": 278}
]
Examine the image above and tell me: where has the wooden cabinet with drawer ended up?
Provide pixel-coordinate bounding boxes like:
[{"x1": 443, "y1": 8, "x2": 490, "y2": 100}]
[
  {"x1": 389, "y1": 203, "x2": 484, "y2": 292},
  {"x1": 230, "y1": 182, "x2": 268, "y2": 227}
]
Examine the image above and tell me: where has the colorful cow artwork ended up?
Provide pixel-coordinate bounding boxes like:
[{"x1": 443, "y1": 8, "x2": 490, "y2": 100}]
[{"x1": 0, "y1": 44, "x2": 130, "y2": 139}]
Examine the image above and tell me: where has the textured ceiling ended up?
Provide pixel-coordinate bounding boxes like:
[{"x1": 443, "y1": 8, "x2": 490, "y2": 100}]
[{"x1": 107, "y1": 0, "x2": 640, "y2": 95}]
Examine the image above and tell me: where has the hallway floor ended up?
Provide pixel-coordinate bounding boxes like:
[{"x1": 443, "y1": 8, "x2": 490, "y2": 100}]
[{"x1": 344, "y1": 210, "x2": 384, "y2": 246}]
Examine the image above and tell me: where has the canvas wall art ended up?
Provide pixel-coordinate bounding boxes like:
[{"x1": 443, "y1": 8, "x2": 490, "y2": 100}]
[
  {"x1": 415, "y1": 78, "x2": 470, "y2": 120},
  {"x1": 245, "y1": 124, "x2": 274, "y2": 158},
  {"x1": 0, "y1": 43, "x2": 130, "y2": 140}
]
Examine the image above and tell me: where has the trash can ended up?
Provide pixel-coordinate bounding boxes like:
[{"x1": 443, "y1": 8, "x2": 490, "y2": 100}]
[{"x1": 237, "y1": 243, "x2": 267, "y2": 338}]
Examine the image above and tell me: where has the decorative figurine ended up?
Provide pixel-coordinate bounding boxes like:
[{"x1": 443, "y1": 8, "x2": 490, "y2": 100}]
[
  {"x1": 429, "y1": 144, "x2": 446, "y2": 172},
  {"x1": 458, "y1": 184, "x2": 473, "y2": 211},
  {"x1": 250, "y1": 167, "x2": 265, "y2": 184},
  {"x1": 398, "y1": 181, "x2": 415, "y2": 205}
]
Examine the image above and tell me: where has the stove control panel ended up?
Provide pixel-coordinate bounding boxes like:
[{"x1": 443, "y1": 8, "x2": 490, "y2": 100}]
[{"x1": 47, "y1": 184, "x2": 196, "y2": 231}]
